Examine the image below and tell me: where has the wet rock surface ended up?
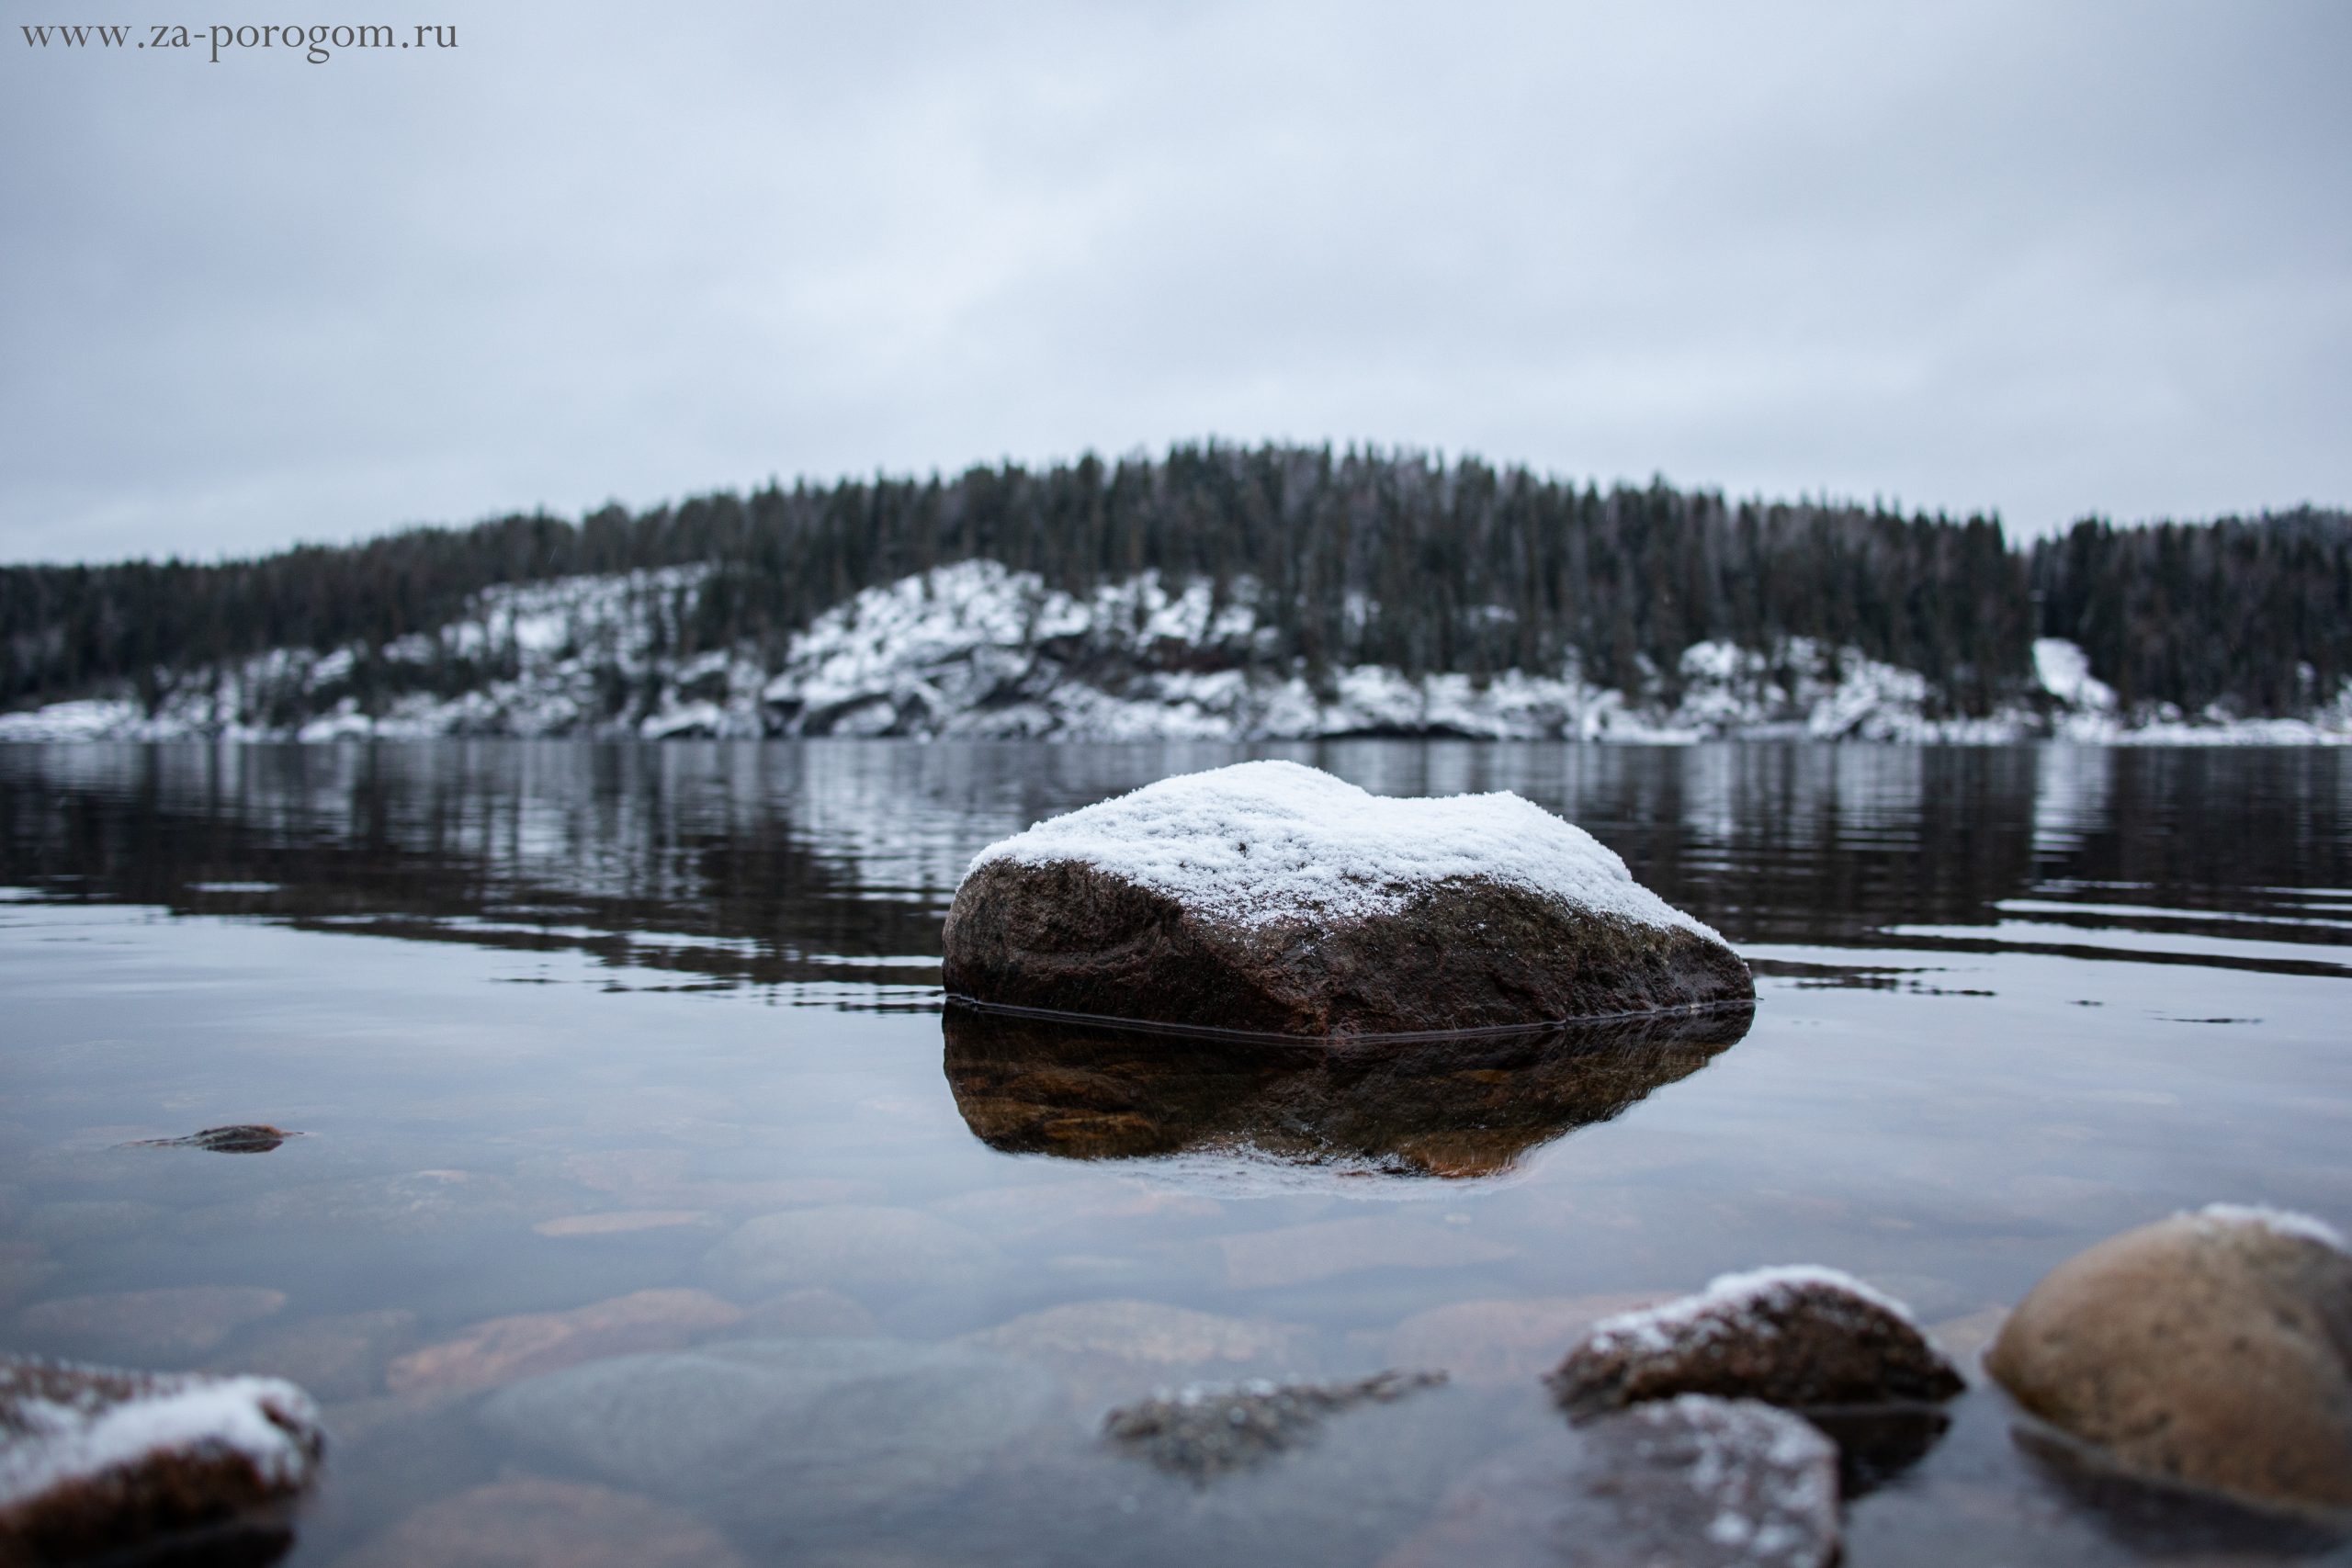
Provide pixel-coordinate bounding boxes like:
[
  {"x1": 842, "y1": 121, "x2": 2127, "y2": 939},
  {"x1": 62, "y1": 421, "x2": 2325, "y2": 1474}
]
[
  {"x1": 1547, "y1": 1266, "x2": 1963, "y2": 1417},
  {"x1": 1384, "y1": 1395, "x2": 1841, "y2": 1568},
  {"x1": 1985, "y1": 1205, "x2": 2352, "y2": 1515},
  {"x1": 1103, "y1": 1371, "x2": 1447, "y2": 1481},
  {"x1": 475, "y1": 1337, "x2": 1063, "y2": 1529},
  {"x1": 944, "y1": 1005, "x2": 1750, "y2": 1177},
  {"x1": 0, "y1": 1355, "x2": 323, "y2": 1564},
  {"x1": 122, "y1": 1125, "x2": 300, "y2": 1155},
  {"x1": 942, "y1": 761, "x2": 1752, "y2": 1036}
]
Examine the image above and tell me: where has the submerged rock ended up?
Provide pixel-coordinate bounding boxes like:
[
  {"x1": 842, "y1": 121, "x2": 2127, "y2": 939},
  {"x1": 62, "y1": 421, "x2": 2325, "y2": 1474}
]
[
  {"x1": 962, "y1": 1299, "x2": 1309, "y2": 1405},
  {"x1": 1384, "y1": 1395, "x2": 1840, "y2": 1568},
  {"x1": 942, "y1": 761, "x2": 1751, "y2": 1036},
  {"x1": 1546, "y1": 1266, "x2": 1962, "y2": 1417},
  {"x1": 704, "y1": 1205, "x2": 1001, "y2": 1300},
  {"x1": 386, "y1": 1289, "x2": 746, "y2": 1394},
  {"x1": 0, "y1": 1356, "x2": 323, "y2": 1563},
  {"x1": 943, "y1": 1003, "x2": 1750, "y2": 1178},
  {"x1": 336, "y1": 1478, "x2": 746, "y2": 1568},
  {"x1": 122, "y1": 1125, "x2": 300, "y2": 1155},
  {"x1": 1102, "y1": 1370, "x2": 1446, "y2": 1481},
  {"x1": 1985, "y1": 1204, "x2": 2352, "y2": 1515},
  {"x1": 476, "y1": 1337, "x2": 1061, "y2": 1529}
]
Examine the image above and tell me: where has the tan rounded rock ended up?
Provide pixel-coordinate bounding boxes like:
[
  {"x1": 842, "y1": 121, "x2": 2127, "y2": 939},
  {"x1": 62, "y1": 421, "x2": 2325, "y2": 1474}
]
[{"x1": 1985, "y1": 1205, "x2": 2352, "y2": 1514}]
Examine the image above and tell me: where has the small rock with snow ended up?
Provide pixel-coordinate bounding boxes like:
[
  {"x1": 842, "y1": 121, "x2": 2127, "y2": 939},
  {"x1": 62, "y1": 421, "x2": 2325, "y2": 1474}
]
[
  {"x1": 0, "y1": 1355, "x2": 323, "y2": 1562},
  {"x1": 1986, "y1": 1203, "x2": 2352, "y2": 1515},
  {"x1": 1546, "y1": 1266, "x2": 1963, "y2": 1418},
  {"x1": 1383, "y1": 1394, "x2": 1840, "y2": 1568},
  {"x1": 943, "y1": 761, "x2": 1752, "y2": 1036}
]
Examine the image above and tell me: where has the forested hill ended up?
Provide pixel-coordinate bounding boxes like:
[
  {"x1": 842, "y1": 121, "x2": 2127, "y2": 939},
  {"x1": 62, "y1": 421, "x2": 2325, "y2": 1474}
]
[{"x1": 2, "y1": 444, "x2": 2346, "y2": 730}]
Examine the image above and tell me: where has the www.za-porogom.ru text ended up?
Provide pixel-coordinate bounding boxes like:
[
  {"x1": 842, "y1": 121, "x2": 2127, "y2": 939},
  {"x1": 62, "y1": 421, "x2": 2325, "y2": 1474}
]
[{"x1": 19, "y1": 22, "x2": 455, "y2": 63}]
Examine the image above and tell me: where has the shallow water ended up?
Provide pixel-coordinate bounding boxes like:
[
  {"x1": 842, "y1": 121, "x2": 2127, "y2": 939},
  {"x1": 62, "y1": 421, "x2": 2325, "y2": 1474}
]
[{"x1": 1, "y1": 740, "x2": 2347, "y2": 1565}]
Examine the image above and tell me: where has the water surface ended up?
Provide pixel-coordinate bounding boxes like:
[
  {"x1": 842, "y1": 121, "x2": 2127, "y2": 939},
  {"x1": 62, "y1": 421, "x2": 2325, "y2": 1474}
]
[{"x1": 2, "y1": 740, "x2": 2347, "y2": 1565}]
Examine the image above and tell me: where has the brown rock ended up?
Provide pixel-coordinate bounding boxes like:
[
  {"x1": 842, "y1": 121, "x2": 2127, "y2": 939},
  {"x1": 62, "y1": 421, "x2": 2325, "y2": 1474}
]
[
  {"x1": 334, "y1": 1478, "x2": 745, "y2": 1568},
  {"x1": 0, "y1": 1355, "x2": 323, "y2": 1564},
  {"x1": 944, "y1": 1004, "x2": 1750, "y2": 1178},
  {"x1": 1385, "y1": 1293, "x2": 1668, "y2": 1388},
  {"x1": 946, "y1": 862, "x2": 1751, "y2": 1037},
  {"x1": 1546, "y1": 1267, "x2": 1962, "y2": 1416},
  {"x1": 17, "y1": 1285, "x2": 288, "y2": 1363},
  {"x1": 1985, "y1": 1205, "x2": 2352, "y2": 1514},
  {"x1": 940, "y1": 762, "x2": 1751, "y2": 1037},
  {"x1": 385, "y1": 1289, "x2": 744, "y2": 1394},
  {"x1": 1382, "y1": 1396, "x2": 1841, "y2": 1568}
]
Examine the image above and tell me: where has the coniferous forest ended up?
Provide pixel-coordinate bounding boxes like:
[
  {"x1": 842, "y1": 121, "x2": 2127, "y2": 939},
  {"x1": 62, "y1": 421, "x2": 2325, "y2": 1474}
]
[{"x1": 3, "y1": 443, "x2": 2346, "y2": 719}]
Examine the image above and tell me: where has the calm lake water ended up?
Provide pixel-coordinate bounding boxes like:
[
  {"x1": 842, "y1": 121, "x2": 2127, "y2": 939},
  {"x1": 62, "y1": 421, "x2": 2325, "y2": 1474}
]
[{"x1": 2, "y1": 740, "x2": 2347, "y2": 1566}]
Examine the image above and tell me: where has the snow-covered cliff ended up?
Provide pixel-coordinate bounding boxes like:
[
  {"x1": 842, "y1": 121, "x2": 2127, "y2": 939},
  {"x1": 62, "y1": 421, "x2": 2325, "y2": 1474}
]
[{"x1": 4, "y1": 559, "x2": 2347, "y2": 744}]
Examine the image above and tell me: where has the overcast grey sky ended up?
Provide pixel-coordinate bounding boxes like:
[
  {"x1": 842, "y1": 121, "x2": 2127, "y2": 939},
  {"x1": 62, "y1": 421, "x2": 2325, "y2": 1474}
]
[{"x1": 4, "y1": 1, "x2": 2346, "y2": 564}]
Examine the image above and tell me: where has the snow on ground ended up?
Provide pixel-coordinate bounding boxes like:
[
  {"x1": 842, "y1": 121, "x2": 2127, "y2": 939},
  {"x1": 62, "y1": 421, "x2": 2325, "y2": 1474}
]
[
  {"x1": 967, "y1": 758, "x2": 1723, "y2": 936},
  {"x1": 4, "y1": 558, "x2": 2348, "y2": 744}
]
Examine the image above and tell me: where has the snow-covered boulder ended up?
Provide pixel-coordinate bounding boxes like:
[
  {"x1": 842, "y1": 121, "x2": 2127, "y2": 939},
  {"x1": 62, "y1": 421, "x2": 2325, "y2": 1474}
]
[
  {"x1": 1546, "y1": 1267, "x2": 1963, "y2": 1418},
  {"x1": 941, "y1": 761, "x2": 1752, "y2": 1037},
  {"x1": 0, "y1": 1356, "x2": 323, "y2": 1562},
  {"x1": 1986, "y1": 1204, "x2": 2352, "y2": 1515}
]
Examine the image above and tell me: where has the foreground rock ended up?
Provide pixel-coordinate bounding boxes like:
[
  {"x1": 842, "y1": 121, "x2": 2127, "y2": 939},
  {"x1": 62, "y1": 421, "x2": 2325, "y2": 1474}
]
[
  {"x1": 1103, "y1": 1371, "x2": 1445, "y2": 1481},
  {"x1": 1547, "y1": 1266, "x2": 1963, "y2": 1417},
  {"x1": 944, "y1": 1004, "x2": 1750, "y2": 1177},
  {"x1": 943, "y1": 761, "x2": 1752, "y2": 1037},
  {"x1": 1384, "y1": 1395, "x2": 1840, "y2": 1568},
  {"x1": 1985, "y1": 1204, "x2": 2352, "y2": 1514},
  {"x1": 0, "y1": 1356, "x2": 322, "y2": 1563}
]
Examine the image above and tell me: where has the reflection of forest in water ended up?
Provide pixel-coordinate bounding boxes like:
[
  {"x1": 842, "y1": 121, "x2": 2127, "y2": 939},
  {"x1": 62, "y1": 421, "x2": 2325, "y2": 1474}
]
[
  {"x1": 943, "y1": 1003, "x2": 1754, "y2": 1179},
  {"x1": 0, "y1": 741, "x2": 2345, "y2": 1001}
]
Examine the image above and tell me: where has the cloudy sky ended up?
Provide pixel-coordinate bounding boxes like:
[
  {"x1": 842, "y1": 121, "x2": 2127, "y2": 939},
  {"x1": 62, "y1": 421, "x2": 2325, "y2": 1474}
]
[{"x1": 5, "y1": 0, "x2": 2346, "y2": 563}]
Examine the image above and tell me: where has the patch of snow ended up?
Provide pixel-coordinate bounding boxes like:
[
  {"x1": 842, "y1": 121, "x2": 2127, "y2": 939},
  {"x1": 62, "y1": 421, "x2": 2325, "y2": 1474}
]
[
  {"x1": 1584, "y1": 1264, "x2": 1916, "y2": 1358},
  {"x1": 2034, "y1": 638, "x2": 2117, "y2": 713},
  {"x1": 0, "y1": 1367, "x2": 319, "y2": 1508},
  {"x1": 2190, "y1": 1202, "x2": 2346, "y2": 1251},
  {"x1": 967, "y1": 759, "x2": 1722, "y2": 942},
  {"x1": 7, "y1": 560, "x2": 2350, "y2": 746}
]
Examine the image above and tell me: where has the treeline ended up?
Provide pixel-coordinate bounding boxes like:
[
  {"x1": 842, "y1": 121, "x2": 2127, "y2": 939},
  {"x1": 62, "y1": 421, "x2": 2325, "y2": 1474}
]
[
  {"x1": 2030, "y1": 509, "x2": 2352, "y2": 716},
  {"x1": 1, "y1": 443, "x2": 2342, "y2": 716}
]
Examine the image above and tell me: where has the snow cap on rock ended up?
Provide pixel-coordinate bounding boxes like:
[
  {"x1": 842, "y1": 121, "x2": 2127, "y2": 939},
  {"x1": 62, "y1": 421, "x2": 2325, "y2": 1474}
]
[{"x1": 967, "y1": 760, "x2": 1721, "y2": 937}]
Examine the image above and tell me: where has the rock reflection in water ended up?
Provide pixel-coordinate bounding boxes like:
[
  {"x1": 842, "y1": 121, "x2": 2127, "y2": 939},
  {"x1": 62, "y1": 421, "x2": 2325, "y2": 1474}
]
[{"x1": 941, "y1": 1003, "x2": 1753, "y2": 1179}]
